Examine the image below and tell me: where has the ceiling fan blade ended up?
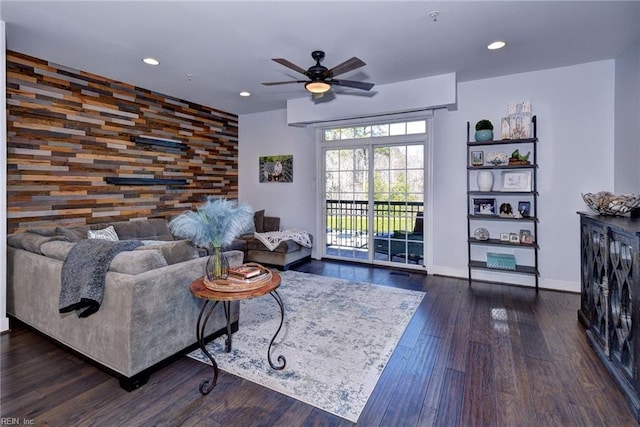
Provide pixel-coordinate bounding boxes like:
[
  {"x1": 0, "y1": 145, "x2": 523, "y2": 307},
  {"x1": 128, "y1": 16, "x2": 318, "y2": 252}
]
[
  {"x1": 327, "y1": 57, "x2": 366, "y2": 77},
  {"x1": 262, "y1": 80, "x2": 308, "y2": 86},
  {"x1": 272, "y1": 58, "x2": 309, "y2": 76},
  {"x1": 330, "y1": 79, "x2": 375, "y2": 91}
]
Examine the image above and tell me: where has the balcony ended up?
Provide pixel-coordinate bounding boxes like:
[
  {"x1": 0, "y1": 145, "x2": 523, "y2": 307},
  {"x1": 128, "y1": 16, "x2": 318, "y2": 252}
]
[{"x1": 325, "y1": 199, "x2": 424, "y2": 264}]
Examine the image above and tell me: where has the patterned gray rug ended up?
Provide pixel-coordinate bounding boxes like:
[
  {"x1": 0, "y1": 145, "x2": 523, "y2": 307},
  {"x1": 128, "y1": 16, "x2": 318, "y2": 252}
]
[{"x1": 188, "y1": 270, "x2": 425, "y2": 422}]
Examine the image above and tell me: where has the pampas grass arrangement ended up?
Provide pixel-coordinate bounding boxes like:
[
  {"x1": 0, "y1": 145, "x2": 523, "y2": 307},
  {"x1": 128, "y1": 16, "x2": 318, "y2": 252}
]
[{"x1": 169, "y1": 197, "x2": 254, "y2": 249}]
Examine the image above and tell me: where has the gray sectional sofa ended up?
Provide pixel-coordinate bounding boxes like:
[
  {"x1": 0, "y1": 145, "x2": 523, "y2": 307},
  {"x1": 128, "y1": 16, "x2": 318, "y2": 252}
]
[
  {"x1": 241, "y1": 211, "x2": 312, "y2": 270},
  {"x1": 6, "y1": 218, "x2": 244, "y2": 390}
]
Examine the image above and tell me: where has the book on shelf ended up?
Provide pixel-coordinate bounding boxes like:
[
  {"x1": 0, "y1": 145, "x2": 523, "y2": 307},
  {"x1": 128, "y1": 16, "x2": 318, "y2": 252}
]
[{"x1": 229, "y1": 264, "x2": 265, "y2": 279}]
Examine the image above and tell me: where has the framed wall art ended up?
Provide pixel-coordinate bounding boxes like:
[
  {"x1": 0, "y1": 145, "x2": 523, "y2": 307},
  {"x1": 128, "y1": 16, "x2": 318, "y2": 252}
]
[
  {"x1": 502, "y1": 170, "x2": 532, "y2": 191},
  {"x1": 470, "y1": 151, "x2": 484, "y2": 166},
  {"x1": 473, "y1": 198, "x2": 496, "y2": 215},
  {"x1": 259, "y1": 155, "x2": 293, "y2": 183}
]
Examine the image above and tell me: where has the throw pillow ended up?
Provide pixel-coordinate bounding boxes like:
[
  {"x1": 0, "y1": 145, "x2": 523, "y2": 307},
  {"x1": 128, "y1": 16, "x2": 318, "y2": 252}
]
[
  {"x1": 55, "y1": 226, "x2": 88, "y2": 242},
  {"x1": 136, "y1": 240, "x2": 200, "y2": 265},
  {"x1": 87, "y1": 225, "x2": 119, "y2": 241},
  {"x1": 254, "y1": 209, "x2": 265, "y2": 233}
]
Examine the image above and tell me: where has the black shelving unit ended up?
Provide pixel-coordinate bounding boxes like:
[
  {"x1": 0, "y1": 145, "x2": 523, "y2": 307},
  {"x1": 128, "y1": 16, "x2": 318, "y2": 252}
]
[{"x1": 466, "y1": 116, "x2": 539, "y2": 290}]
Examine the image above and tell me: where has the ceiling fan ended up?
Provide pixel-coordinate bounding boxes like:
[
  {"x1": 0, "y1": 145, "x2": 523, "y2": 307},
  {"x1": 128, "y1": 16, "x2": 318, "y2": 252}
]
[{"x1": 262, "y1": 50, "x2": 375, "y2": 96}]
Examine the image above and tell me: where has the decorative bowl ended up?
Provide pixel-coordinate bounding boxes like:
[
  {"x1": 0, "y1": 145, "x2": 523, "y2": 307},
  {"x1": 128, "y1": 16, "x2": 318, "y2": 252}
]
[
  {"x1": 582, "y1": 191, "x2": 640, "y2": 216},
  {"x1": 486, "y1": 152, "x2": 507, "y2": 166}
]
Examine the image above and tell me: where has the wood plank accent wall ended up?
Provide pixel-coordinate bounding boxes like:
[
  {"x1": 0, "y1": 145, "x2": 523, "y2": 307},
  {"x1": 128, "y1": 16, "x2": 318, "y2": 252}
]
[{"x1": 6, "y1": 51, "x2": 239, "y2": 234}]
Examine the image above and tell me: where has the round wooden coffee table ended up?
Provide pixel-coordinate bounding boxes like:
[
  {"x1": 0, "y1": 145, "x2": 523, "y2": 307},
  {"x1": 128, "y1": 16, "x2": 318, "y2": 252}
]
[{"x1": 190, "y1": 270, "x2": 286, "y2": 395}]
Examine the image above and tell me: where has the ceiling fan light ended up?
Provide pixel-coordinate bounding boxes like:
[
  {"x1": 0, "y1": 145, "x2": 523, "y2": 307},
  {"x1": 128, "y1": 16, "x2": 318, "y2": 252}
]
[{"x1": 305, "y1": 81, "x2": 331, "y2": 94}]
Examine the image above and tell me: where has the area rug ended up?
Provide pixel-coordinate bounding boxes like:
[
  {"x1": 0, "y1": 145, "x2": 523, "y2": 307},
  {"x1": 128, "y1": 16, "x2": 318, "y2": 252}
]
[{"x1": 188, "y1": 270, "x2": 425, "y2": 422}]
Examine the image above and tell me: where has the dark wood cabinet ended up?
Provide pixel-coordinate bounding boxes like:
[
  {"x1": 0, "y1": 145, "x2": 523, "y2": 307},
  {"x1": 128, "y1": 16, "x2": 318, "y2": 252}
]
[{"x1": 579, "y1": 212, "x2": 640, "y2": 421}]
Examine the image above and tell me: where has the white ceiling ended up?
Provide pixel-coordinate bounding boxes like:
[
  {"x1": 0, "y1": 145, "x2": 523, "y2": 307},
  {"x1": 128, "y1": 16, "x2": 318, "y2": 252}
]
[{"x1": 2, "y1": 1, "x2": 639, "y2": 116}]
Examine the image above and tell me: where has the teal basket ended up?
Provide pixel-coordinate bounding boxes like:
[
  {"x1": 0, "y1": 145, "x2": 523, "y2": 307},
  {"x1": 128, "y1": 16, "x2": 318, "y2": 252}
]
[{"x1": 486, "y1": 252, "x2": 517, "y2": 270}]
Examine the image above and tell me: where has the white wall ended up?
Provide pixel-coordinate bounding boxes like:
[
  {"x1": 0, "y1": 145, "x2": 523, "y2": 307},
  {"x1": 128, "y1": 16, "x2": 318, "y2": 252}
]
[
  {"x1": 1, "y1": 20, "x2": 8, "y2": 332},
  {"x1": 238, "y1": 109, "x2": 318, "y2": 256},
  {"x1": 433, "y1": 61, "x2": 615, "y2": 292},
  {"x1": 614, "y1": 37, "x2": 640, "y2": 193},
  {"x1": 239, "y1": 60, "x2": 618, "y2": 293}
]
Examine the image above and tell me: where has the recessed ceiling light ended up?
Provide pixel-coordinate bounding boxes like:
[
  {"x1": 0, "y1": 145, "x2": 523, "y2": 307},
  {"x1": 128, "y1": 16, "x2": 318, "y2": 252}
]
[
  {"x1": 487, "y1": 41, "x2": 506, "y2": 50},
  {"x1": 142, "y1": 57, "x2": 160, "y2": 66},
  {"x1": 239, "y1": 91, "x2": 251, "y2": 97}
]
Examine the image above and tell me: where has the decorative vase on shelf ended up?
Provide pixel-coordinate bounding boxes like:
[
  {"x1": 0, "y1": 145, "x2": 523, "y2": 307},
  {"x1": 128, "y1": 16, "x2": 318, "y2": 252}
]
[
  {"x1": 474, "y1": 129, "x2": 494, "y2": 142},
  {"x1": 474, "y1": 119, "x2": 494, "y2": 142},
  {"x1": 477, "y1": 170, "x2": 494, "y2": 191},
  {"x1": 206, "y1": 246, "x2": 229, "y2": 281}
]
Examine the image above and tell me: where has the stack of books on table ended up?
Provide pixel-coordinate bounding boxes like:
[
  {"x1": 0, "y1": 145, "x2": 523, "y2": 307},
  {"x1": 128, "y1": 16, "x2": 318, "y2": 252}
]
[{"x1": 228, "y1": 264, "x2": 269, "y2": 282}]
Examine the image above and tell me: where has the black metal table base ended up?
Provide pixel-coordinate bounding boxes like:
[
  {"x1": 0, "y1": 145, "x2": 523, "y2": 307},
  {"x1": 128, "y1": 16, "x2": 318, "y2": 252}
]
[{"x1": 195, "y1": 290, "x2": 286, "y2": 395}]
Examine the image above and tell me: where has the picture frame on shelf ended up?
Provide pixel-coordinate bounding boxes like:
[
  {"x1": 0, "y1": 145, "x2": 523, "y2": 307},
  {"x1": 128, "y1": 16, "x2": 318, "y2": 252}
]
[
  {"x1": 502, "y1": 170, "x2": 532, "y2": 192},
  {"x1": 473, "y1": 198, "x2": 496, "y2": 215},
  {"x1": 520, "y1": 229, "x2": 533, "y2": 244},
  {"x1": 518, "y1": 201, "x2": 531, "y2": 217},
  {"x1": 470, "y1": 151, "x2": 484, "y2": 166},
  {"x1": 500, "y1": 233, "x2": 510, "y2": 242},
  {"x1": 509, "y1": 233, "x2": 520, "y2": 243}
]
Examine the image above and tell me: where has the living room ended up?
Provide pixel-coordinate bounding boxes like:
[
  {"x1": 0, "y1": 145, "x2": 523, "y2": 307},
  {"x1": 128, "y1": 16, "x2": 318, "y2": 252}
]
[{"x1": 2, "y1": 1, "x2": 640, "y2": 425}]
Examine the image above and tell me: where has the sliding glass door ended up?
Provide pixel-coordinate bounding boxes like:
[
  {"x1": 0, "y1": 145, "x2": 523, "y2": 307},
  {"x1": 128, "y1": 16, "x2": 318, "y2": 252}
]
[{"x1": 321, "y1": 118, "x2": 428, "y2": 269}]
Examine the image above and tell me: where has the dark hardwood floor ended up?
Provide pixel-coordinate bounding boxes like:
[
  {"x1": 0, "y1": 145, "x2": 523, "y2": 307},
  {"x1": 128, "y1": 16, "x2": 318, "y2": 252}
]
[{"x1": 1, "y1": 260, "x2": 636, "y2": 426}]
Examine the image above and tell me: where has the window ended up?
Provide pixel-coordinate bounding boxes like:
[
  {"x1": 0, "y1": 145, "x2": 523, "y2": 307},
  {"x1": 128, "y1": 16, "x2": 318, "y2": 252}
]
[{"x1": 324, "y1": 120, "x2": 427, "y2": 142}]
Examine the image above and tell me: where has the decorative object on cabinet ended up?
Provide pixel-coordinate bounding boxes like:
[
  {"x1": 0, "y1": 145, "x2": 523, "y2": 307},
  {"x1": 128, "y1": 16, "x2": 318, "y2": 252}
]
[
  {"x1": 518, "y1": 201, "x2": 531, "y2": 217},
  {"x1": 466, "y1": 115, "x2": 539, "y2": 289},
  {"x1": 502, "y1": 170, "x2": 532, "y2": 191},
  {"x1": 470, "y1": 151, "x2": 484, "y2": 166},
  {"x1": 578, "y1": 212, "x2": 640, "y2": 422},
  {"x1": 474, "y1": 119, "x2": 494, "y2": 142},
  {"x1": 581, "y1": 191, "x2": 640, "y2": 216},
  {"x1": 473, "y1": 227, "x2": 490, "y2": 240},
  {"x1": 499, "y1": 203, "x2": 513, "y2": 217},
  {"x1": 473, "y1": 198, "x2": 496, "y2": 215},
  {"x1": 476, "y1": 170, "x2": 494, "y2": 191}
]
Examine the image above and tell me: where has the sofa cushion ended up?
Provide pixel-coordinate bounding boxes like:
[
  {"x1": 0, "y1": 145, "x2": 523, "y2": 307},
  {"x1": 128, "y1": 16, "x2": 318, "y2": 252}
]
[
  {"x1": 109, "y1": 249, "x2": 168, "y2": 274},
  {"x1": 253, "y1": 210, "x2": 265, "y2": 233},
  {"x1": 40, "y1": 241, "x2": 76, "y2": 261},
  {"x1": 7, "y1": 232, "x2": 70, "y2": 254},
  {"x1": 112, "y1": 219, "x2": 174, "y2": 241},
  {"x1": 55, "y1": 225, "x2": 98, "y2": 242},
  {"x1": 87, "y1": 225, "x2": 120, "y2": 241},
  {"x1": 263, "y1": 216, "x2": 280, "y2": 232},
  {"x1": 136, "y1": 240, "x2": 200, "y2": 265},
  {"x1": 244, "y1": 235, "x2": 303, "y2": 254}
]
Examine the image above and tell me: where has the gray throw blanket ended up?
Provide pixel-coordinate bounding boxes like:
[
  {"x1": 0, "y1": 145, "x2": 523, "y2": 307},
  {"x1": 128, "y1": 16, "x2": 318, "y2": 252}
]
[{"x1": 59, "y1": 239, "x2": 142, "y2": 317}]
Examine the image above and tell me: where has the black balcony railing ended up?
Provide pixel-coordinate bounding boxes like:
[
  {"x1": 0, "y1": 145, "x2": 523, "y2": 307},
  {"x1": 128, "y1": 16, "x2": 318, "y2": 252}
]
[
  {"x1": 326, "y1": 199, "x2": 423, "y2": 234},
  {"x1": 325, "y1": 199, "x2": 424, "y2": 264}
]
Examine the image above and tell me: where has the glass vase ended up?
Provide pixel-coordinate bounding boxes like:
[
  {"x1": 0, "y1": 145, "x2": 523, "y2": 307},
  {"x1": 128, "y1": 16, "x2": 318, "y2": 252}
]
[{"x1": 205, "y1": 246, "x2": 229, "y2": 281}]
